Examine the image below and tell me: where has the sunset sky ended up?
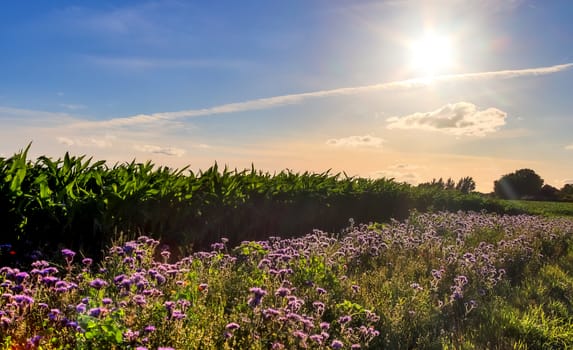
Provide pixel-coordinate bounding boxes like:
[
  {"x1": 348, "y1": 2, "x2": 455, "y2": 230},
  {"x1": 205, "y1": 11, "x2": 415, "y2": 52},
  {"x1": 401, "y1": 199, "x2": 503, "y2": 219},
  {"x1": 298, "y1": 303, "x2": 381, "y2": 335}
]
[{"x1": 1, "y1": 0, "x2": 572, "y2": 192}]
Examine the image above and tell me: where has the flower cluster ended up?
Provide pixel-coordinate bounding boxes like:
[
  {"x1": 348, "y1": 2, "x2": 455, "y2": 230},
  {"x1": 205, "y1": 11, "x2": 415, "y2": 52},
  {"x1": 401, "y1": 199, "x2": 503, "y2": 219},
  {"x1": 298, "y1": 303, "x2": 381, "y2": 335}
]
[{"x1": 1, "y1": 213, "x2": 572, "y2": 349}]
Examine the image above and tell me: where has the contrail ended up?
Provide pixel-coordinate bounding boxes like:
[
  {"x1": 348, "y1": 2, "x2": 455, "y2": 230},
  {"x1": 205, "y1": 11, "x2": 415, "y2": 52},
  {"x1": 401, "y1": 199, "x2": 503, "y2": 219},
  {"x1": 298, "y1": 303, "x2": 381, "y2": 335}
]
[{"x1": 78, "y1": 63, "x2": 573, "y2": 128}]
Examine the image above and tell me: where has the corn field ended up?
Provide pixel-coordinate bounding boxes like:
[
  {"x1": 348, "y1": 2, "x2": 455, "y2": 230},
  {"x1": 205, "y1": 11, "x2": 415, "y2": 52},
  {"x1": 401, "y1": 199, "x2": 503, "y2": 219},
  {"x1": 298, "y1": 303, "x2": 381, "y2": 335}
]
[{"x1": 1, "y1": 145, "x2": 512, "y2": 265}]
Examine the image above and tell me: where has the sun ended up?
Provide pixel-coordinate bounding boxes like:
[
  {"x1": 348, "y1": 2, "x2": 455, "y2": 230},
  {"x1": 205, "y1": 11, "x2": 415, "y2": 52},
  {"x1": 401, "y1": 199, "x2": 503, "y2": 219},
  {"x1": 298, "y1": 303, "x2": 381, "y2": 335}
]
[{"x1": 408, "y1": 32, "x2": 455, "y2": 77}]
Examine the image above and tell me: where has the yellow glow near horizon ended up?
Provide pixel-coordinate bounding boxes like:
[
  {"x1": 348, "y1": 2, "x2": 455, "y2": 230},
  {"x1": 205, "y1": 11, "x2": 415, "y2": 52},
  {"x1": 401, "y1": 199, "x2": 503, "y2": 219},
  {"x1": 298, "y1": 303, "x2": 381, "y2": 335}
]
[{"x1": 408, "y1": 32, "x2": 455, "y2": 77}]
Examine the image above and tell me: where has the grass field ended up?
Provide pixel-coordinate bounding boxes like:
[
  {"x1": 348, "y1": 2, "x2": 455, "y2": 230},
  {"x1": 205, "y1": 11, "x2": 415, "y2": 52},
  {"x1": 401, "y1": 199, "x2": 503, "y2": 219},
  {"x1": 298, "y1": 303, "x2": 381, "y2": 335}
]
[{"x1": 500, "y1": 199, "x2": 573, "y2": 217}]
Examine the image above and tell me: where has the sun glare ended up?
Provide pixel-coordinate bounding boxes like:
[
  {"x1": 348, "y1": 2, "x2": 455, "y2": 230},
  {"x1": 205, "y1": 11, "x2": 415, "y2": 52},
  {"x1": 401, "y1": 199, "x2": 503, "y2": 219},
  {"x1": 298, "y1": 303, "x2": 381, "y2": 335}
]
[{"x1": 408, "y1": 32, "x2": 455, "y2": 78}]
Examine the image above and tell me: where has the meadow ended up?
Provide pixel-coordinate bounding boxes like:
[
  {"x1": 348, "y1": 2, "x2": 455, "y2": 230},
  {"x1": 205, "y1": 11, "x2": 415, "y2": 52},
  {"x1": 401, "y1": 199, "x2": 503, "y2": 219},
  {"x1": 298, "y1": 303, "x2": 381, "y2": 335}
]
[
  {"x1": 3, "y1": 149, "x2": 573, "y2": 349},
  {"x1": 499, "y1": 200, "x2": 573, "y2": 218},
  {"x1": 2, "y1": 212, "x2": 573, "y2": 349}
]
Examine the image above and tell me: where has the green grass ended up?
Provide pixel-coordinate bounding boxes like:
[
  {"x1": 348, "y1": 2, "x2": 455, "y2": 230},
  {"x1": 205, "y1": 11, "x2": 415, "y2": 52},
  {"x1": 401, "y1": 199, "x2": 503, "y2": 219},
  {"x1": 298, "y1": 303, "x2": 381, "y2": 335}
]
[{"x1": 499, "y1": 199, "x2": 573, "y2": 217}]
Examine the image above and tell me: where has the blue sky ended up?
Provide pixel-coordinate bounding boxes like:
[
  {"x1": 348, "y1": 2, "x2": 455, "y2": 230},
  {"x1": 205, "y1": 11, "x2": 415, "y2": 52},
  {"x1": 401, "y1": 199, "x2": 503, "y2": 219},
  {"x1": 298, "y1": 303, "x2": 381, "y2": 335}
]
[{"x1": 1, "y1": 0, "x2": 572, "y2": 192}]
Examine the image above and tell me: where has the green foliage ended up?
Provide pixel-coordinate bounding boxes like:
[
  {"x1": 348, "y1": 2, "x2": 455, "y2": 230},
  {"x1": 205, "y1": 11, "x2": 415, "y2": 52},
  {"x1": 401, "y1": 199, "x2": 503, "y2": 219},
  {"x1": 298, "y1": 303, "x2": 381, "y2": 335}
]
[
  {"x1": 560, "y1": 184, "x2": 573, "y2": 202},
  {"x1": 456, "y1": 177, "x2": 476, "y2": 194},
  {"x1": 494, "y1": 169, "x2": 544, "y2": 200},
  {"x1": 0, "y1": 148, "x2": 514, "y2": 264},
  {"x1": 0, "y1": 147, "x2": 570, "y2": 267},
  {"x1": 77, "y1": 311, "x2": 126, "y2": 348},
  {"x1": 499, "y1": 200, "x2": 573, "y2": 217}
]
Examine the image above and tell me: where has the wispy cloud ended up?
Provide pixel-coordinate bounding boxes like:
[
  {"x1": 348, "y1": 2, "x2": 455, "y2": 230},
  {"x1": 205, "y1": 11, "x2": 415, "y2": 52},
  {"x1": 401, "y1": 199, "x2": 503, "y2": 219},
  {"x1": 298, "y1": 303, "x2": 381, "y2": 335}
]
[
  {"x1": 0, "y1": 106, "x2": 74, "y2": 124},
  {"x1": 326, "y1": 135, "x2": 385, "y2": 149},
  {"x1": 85, "y1": 55, "x2": 247, "y2": 71},
  {"x1": 370, "y1": 164, "x2": 422, "y2": 185},
  {"x1": 565, "y1": 144, "x2": 573, "y2": 150},
  {"x1": 387, "y1": 102, "x2": 507, "y2": 136},
  {"x1": 60, "y1": 104, "x2": 87, "y2": 110},
  {"x1": 57, "y1": 136, "x2": 114, "y2": 148},
  {"x1": 76, "y1": 63, "x2": 572, "y2": 129},
  {"x1": 134, "y1": 144, "x2": 186, "y2": 157}
]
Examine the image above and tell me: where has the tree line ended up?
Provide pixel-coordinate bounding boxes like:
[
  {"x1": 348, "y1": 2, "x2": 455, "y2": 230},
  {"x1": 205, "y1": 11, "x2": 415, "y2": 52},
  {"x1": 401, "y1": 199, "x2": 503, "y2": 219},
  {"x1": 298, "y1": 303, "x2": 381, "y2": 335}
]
[
  {"x1": 418, "y1": 169, "x2": 572, "y2": 201},
  {"x1": 493, "y1": 168, "x2": 572, "y2": 201}
]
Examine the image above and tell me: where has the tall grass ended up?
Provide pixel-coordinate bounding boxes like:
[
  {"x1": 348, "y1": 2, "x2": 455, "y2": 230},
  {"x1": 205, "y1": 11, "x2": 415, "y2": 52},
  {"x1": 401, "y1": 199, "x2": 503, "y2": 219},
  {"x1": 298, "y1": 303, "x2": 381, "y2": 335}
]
[{"x1": 1, "y1": 147, "x2": 513, "y2": 264}]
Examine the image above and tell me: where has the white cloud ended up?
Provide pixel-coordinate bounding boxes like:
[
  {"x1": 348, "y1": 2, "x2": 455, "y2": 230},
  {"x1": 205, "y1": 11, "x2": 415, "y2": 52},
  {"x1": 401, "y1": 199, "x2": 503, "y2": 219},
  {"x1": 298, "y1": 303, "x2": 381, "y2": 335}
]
[
  {"x1": 69, "y1": 63, "x2": 572, "y2": 129},
  {"x1": 134, "y1": 144, "x2": 185, "y2": 157},
  {"x1": 57, "y1": 136, "x2": 113, "y2": 148},
  {"x1": 0, "y1": 106, "x2": 73, "y2": 123},
  {"x1": 56, "y1": 137, "x2": 74, "y2": 146},
  {"x1": 565, "y1": 144, "x2": 573, "y2": 150},
  {"x1": 326, "y1": 135, "x2": 385, "y2": 149},
  {"x1": 386, "y1": 102, "x2": 507, "y2": 136}
]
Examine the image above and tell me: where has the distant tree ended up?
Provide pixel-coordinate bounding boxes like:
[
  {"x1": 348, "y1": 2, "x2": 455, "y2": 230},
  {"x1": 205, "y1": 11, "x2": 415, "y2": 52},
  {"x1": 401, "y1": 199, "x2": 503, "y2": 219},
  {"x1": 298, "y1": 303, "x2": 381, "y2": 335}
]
[
  {"x1": 418, "y1": 176, "x2": 475, "y2": 193},
  {"x1": 493, "y1": 168, "x2": 544, "y2": 200},
  {"x1": 538, "y1": 184, "x2": 560, "y2": 201},
  {"x1": 455, "y1": 177, "x2": 476, "y2": 194},
  {"x1": 418, "y1": 178, "x2": 445, "y2": 190},
  {"x1": 445, "y1": 178, "x2": 456, "y2": 190},
  {"x1": 560, "y1": 184, "x2": 573, "y2": 201}
]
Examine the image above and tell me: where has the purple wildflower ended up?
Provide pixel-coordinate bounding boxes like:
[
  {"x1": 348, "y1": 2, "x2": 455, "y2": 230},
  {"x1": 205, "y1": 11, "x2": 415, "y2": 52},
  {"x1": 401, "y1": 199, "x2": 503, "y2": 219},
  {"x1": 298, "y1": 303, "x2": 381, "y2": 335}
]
[
  {"x1": 61, "y1": 249, "x2": 76, "y2": 261},
  {"x1": 248, "y1": 287, "x2": 267, "y2": 308},
  {"x1": 331, "y1": 339, "x2": 344, "y2": 349},
  {"x1": 155, "y1": 274, "x2": 166, "y2": 285},
  {"x1": 31, "y1": 260, "x2": 50, "y2": 268},
  {"x1": 89, "y1": 307, "x2": 104, "y2": 318},
  {"x1": 309, "y1": 334, "x2": 323, "y2": 344},
  {"x1": 89, "y1": 278, "x2": 108, "y2": 290},
  {"x1": 76, "y1": 303, "x2": 86, "y2": 313},
  {"x1": 27, "y1": 335, "x2": 42, "y2": 347},
  {"x1": 275, "y1": 287, "x2": 290, "y2": 297},
  {"x1": 293, "y1": 330, "x2": 308, "y2": 340},
  {"x1": 1, "y1": 316, "x2": 12, "y2": 327},
  {"x1": 14, "y1": 294, "x2": 34, "y2": 305},
  {"x1": 211, "y1": 242, "x2": 225, "y2": 251},
  {"x1": 124, "y1": 329, "x2": 140, "y2": 342},
  {"x1": 15, "y1": 272, "x2": 29, "y2": 283},
  {"x1": 133, "y1": 295, "x2": 147, "y2": 306},
  {"x1": 225, "y1": 322, "x2": 240, "y2": 330},
  {"x1": 170, "y1": 310, "x2": 186, "y2": 320},
  {"x1": 48, "y1": 309, "x2": 60, "y2": 321}
]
